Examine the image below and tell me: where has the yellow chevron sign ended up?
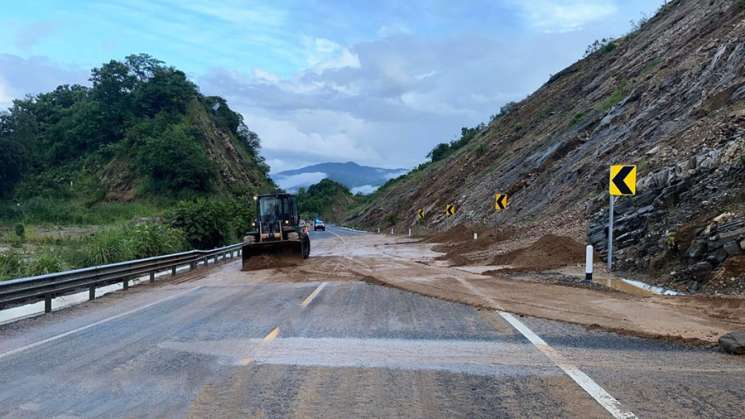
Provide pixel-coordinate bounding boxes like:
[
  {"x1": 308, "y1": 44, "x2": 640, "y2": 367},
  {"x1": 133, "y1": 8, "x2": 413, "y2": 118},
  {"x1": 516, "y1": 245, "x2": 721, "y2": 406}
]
[
  {"x1": 417, "y1": 208, "x2": 425, "y2": 220},
  {"x1": 445, "y1": 204, "x2": 456, "y2": 216},
  {"x1": 495, "y1": 194, "x2": 509, "y2": 211},
  {"x1": 609, "y1": 165, "x2": 637, "y2": 196}
]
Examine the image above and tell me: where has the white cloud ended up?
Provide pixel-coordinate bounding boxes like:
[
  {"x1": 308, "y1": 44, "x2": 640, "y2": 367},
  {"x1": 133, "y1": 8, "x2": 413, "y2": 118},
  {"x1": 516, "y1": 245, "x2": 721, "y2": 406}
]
[
  {"x1": 200, "y1": 32, "x2": 585, "y2": 171},
  {"x1": 274, "y1": 172, "x2": 328, "y2": 191},
  {"x1": 377, "y1": 23, "x2": 412, "y2": 38},
  {"x1": 513, "y1": 0, "x2": 617, "y2": 33},
  {"x1": 252, "y1": 68, "x2": 280, "y2": 83},
  {"x1": 303, "y1": 37, "x2": 361, "y2": 73},
  {"x1": 0, "y1": 78, "x2": 12, "y2": 110},
  {"x1": 351, "y1": 185, "x2": 379, "y2": 195}
]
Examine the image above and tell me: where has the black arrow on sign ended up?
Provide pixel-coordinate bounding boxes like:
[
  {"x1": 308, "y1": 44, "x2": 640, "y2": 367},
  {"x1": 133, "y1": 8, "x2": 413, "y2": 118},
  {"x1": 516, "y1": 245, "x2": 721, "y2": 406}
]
[
  {"x1": 496, "y1": 195, "x2": 508, "y2": 210},
  {"x1": 612, "y1": 166, "x2": 634, "y2": 195}
]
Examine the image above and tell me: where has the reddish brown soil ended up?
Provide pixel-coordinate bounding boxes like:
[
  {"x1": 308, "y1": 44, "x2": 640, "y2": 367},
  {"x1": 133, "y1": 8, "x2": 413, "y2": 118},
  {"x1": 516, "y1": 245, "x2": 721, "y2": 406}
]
[
  {"x1": 490, "y1": 234, "x2": 585, "y2": 271},
  {"x1": 242, "y1": 255, "x2": 302, "y2": 271}
]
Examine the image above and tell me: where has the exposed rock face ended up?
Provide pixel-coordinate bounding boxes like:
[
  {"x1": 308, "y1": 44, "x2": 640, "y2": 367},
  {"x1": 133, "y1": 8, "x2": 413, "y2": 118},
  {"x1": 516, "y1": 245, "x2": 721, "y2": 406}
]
[
  {"x1": 587, "y1": 143, "x2": 745, "y2": 292},
  {"x1": 349, "y1": 0, "x2": 745, "y2": 293},
  {"x1": 719, "y1": 331, "x2": 745, "y2": 355}
]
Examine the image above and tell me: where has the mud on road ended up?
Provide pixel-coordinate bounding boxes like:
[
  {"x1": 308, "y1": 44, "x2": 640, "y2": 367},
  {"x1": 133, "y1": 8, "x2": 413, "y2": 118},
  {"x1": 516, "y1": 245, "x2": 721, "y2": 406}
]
[{"x1": 253, "y1": 231, "x2": 745, "y2": 346}]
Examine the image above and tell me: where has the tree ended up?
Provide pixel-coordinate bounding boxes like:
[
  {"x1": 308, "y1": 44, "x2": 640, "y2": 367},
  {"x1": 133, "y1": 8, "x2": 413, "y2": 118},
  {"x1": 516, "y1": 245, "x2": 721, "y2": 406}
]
[
  {"x1": 428, "y1": 143, "x2": 451, "y2": 162},
  {"x1": 133, "y1": 67, "x2": 196, "y2": 117},
  {"x1": 125, "y1": 54, "x2": 164, "y2": 82},
  {"x1": 0, "y1": 138, "x2": 26, "y2": 196},
  {"x1": 137, "y1": 123, "x2": 216, "y2": 193}
]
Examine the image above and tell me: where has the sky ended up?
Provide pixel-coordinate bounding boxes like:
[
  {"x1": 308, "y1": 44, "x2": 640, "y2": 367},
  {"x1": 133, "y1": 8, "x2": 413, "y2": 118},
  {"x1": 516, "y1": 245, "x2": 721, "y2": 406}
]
[{"x1": 0, "y1": 0, "x2": 667, "y2": 173}]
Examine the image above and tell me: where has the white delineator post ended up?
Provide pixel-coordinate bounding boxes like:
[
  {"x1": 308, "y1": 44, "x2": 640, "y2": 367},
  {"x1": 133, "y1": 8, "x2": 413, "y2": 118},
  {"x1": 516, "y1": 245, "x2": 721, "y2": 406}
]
[
  {"x1": 408, "y1": 228, "x2": 412, "y2": 237},
  {"x1": 585, "y1": 245, "x2": 594, "y2": 282},
  {"x1": 474, "y1": 232, "x2": 478, "y2": 240}
]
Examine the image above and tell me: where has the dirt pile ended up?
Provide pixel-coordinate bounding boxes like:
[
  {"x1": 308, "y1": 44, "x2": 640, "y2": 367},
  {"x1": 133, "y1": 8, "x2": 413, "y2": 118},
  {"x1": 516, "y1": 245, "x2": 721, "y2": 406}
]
[
  {"x1": 490, "y1": 235, "x2": 585, "y2": 271},
  {"x1": 426, "y1": 225, "x2": 517, "y2": 265},
  {"x1": 242, "y1": 255, "x2": 303, "y2": 271}
]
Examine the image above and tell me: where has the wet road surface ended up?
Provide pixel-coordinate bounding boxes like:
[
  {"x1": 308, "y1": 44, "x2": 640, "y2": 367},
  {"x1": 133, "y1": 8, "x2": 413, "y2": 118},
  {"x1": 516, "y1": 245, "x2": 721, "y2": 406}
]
[{"x1": 0, "y1": 226, "x2": 743, "y2": 418}]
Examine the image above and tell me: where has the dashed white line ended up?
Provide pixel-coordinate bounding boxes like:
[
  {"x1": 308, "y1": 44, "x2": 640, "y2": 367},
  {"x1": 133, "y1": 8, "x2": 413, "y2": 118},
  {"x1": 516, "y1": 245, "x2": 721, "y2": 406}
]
[{"x1": 0, "y1": 286, "x2": 202, "y2": 361}]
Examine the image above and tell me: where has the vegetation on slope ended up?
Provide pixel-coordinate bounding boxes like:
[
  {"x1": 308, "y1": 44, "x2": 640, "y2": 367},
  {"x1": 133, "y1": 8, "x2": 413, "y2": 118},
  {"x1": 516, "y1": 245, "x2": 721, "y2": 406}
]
[
  {"x1": 297, "y1": 179, "x2": 360, "y2": 223},
  {"x1": 0, "y1": 54, "x2": 275, "y2": 279}
]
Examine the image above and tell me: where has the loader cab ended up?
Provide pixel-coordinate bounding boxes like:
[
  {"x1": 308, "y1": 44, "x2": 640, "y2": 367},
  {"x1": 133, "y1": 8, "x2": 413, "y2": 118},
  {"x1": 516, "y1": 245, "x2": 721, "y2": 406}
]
[
  {"x1": 252, "y1": 193, "x2": 301, "y2": 240},
  {"x1": 257, "y1": 194, "x2": 298, "y2": 227}
]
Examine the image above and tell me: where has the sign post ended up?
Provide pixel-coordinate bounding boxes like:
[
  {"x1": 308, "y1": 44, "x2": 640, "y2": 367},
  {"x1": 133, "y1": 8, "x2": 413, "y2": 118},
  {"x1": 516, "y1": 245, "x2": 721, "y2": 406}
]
[{"x1": 608, "y1": 165, "x2": 637, "y2": 272}]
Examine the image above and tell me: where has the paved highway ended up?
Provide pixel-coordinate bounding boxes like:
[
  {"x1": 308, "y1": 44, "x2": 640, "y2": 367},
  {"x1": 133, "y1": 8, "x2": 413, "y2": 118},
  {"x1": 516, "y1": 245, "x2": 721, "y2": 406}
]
[{"x1": 0, "y1": 226, "x2": 743, "y2": 418}]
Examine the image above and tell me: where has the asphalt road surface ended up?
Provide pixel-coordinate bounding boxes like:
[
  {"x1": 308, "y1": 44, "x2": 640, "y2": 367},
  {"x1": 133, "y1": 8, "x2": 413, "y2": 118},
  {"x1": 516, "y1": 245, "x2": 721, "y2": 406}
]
[{"x1": 0, "y1": 226, "x2": 744, "y2": 418}]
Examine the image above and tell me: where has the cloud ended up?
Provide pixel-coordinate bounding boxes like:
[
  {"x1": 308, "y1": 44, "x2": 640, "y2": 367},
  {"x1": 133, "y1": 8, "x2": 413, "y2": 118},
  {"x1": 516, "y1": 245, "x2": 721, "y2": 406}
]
[
  {"x1": 0, "y1": 79, "x2": 12, "y2": 110},
  {"x1": 273, "y1": 172, "x2": 328, "y2": 191},
  {"x1": 0, "y1": 54, "x2": 88, "y2": 110},
  {"x1": 351, "y1": 185, "x2": 379, "y2": 195},
  {"x1": 199, "y1": 32, "x2": 584, "y2": 170},
  {"x1": 303, "y1": 37, "x2": 361, "y2": 73},
  {"x1": 512, "y1": 0, "x2": 617, "y2": 33}
]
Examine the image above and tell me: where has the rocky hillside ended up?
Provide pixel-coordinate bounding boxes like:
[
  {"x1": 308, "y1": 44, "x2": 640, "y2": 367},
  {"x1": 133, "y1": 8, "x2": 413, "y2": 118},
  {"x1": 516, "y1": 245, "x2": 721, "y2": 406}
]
[
  {"x1": 349, "y1": 0, "x2": 745, "y2": 292},
  {"x1": 0, "y1": 54, "x2": 273, "y2": 205}
]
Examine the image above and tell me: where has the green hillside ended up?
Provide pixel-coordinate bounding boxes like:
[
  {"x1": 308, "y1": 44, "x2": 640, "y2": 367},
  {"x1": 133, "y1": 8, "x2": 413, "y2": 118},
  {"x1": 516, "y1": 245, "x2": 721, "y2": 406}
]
[
  {"x1": 297, "y1": 179, "x2": 359, "y2": 223},
  {"x1": 0, "y1": 54, "x2": 275, "y2": 279}
]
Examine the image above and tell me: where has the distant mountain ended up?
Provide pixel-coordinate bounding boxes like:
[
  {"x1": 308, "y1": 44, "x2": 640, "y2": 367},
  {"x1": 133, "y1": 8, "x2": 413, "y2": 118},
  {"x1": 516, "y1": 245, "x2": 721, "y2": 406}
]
[{"x1": 273, "y1": 162, "x2": 407, "y2": 194}]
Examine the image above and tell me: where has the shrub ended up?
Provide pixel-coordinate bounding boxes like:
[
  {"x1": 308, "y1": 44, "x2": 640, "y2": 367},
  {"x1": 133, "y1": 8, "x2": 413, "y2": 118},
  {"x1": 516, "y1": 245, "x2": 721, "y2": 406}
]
[
  {"x1": 26, "y1": 249, "x2": 68, "y2": 277},
  {"x1": 79, "y1": 222, "x2": 186, "y2": 266},
  {"x1": 585, "y1": 38, "x2": 616, "y2": 57},
  {"x1": 128, "y1": 222, "x2": 188, "y2": 259},
  {"x1": 137, "y1": 123, "x2": 216, "y2": 193},
  {"x1": 167, "y1": 198, "x2": 251, "y2": 249},
  {"x1": 14, "y1": 224, "x2": 25, "y2": 239},
  {"x1": 0, "y1": 250, "x2": 25, "y2": 280}
]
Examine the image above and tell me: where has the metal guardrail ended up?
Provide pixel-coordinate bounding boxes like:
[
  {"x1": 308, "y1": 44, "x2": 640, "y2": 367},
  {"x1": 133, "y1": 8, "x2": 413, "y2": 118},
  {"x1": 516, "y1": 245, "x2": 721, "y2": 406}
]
[{"x1": 0, "y1": 243, "x2": 243, "y2": 313}]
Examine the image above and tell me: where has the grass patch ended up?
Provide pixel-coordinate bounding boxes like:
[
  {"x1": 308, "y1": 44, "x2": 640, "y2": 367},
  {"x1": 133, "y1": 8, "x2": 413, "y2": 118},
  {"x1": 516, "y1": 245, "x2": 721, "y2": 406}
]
[
  {"x1": 0, "y1": 198, "x2": 163, "y2": 225},
  {"x1": 0, "y1": 221, "x2": 188, "y2": 281},
  {"x1": 569, "y1": 112, "x2": 586, "y2": 127},
  {"x1": 597, "y1": 81, "x2": 629, "y2": 113}
]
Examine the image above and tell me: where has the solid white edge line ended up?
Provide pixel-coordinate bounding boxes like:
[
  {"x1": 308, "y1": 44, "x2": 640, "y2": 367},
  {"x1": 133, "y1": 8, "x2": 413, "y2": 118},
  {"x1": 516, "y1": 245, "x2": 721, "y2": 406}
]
[
  {"x1": 0, "y1": 286, "x2": 202, "y2": 361},
  {"x1": 454, "y1": 277, "x2": 636, "y2": 419},
  {"x1": 499, "y1": 312, "x2": 637, "y2": 419},
  {"x1": 301, "y1": 282, "x2": 327, "y2": 307}
]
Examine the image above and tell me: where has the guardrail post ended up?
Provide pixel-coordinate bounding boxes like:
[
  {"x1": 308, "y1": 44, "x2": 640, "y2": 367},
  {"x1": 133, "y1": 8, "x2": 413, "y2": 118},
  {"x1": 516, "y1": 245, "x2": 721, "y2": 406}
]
[
  {"x1": 172, "y1": 266, "x2": 177, "y2": 276},
  {"x1": 89, "y1": 287, "x2": 95, "y2": 301},
  {"x1": 123, "y1": 278, "x2": 129, "y2": 290},
  {"x1": 204, "y1": 257, "x2": 208, "y2": 266},
  {"x1": 149, "y1": 271, "x2": 155, "y2": 283},
  {"x1": 45, "y1": 295, "x2": 52, "y2": 313},
  {"x1": 190, "y1": 261, "x2": 196, "y2": 271}
]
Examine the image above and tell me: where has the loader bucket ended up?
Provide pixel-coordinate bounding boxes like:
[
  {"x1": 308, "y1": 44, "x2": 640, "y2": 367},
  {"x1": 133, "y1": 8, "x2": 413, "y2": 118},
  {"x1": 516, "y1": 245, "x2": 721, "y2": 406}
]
[{"x1": 242, "y1": 240, "x2": 304, "y2": 271}]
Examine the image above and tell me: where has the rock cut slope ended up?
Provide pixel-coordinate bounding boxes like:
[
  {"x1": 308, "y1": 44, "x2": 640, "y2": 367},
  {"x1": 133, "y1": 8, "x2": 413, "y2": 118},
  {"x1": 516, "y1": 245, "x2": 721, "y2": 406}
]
[{"x1": 349, "y1": 0, "x2": 745, "y2": 289}]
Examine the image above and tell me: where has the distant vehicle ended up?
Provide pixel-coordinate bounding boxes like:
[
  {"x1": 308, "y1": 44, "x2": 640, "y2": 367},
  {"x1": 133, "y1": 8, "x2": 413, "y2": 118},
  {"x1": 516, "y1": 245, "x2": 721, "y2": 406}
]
[
  {"x1": 241, "y1": 193, "x2": 310, "y2": 270},
  {"x1": 314, "y1": 219, "x2": 326, "y2": 231}
]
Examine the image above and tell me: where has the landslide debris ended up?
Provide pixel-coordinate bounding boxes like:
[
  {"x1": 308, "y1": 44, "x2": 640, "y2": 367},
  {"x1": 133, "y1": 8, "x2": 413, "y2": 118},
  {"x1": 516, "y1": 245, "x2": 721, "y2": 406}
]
[
  {"x1": 348, "y1": 0, "x2": 745, "y2": 295},
  {"x1": 489, "y1": 234, "x2": 585, "y2": 271}
]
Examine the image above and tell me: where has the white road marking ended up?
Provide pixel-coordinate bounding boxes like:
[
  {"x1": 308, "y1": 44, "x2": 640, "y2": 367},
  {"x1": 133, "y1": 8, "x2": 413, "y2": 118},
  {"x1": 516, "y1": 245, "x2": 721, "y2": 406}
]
[
  {"x1": 455, "y1": 278, "x2": 637, "y2": 419},
  {"x1": 500, "y1": 312, "x2": 637, "y2": 419},
  {"x1": 301, "y1": 282, "x2": 327, "y2": 307},
  {"x1": 0, "y1": 286, "x2": 202, "y2": 361}
]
